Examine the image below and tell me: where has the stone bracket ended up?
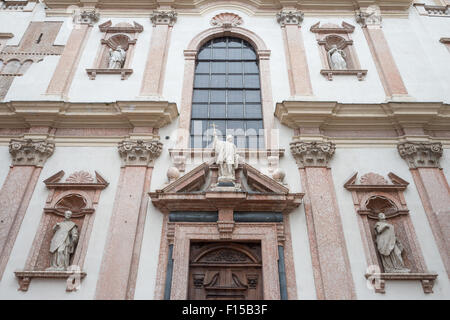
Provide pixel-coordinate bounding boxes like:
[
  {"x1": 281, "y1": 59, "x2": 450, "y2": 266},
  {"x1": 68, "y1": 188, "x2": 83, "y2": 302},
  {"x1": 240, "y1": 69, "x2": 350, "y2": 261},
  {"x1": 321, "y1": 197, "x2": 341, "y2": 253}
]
[
  {"x1": 86, "y1": 68, "x2": 133, "y2": 80},
  {"x1": 15, "y1": 270, "x2": 87, "y2": 292},
  {"x1": 320, "y1": 69, "x2": 367, "y2": 81},
  {"x1": 365, "y1": 273, "x2": 438, "y2": 294}
]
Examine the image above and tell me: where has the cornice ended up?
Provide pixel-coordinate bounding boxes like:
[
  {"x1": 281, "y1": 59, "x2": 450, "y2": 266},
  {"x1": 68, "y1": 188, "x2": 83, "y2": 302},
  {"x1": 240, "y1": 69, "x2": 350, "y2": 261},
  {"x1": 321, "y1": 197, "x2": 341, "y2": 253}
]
[
  {"x1": 0, "y1": 100, "x2": 178, "y2": 128},
  {"x1": 275, "y1": 100, "x2": 450, "y2": 132},
  {"x1": 41, "y1": 0, "x2": 414, "y2": 15}
]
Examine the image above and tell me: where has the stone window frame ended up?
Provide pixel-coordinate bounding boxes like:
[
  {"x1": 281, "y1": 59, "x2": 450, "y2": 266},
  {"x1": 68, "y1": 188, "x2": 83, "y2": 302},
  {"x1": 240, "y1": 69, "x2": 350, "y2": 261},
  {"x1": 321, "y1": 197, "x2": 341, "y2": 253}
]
[
  {"x1": 344, "y1": 172, "x2": 438, "y2": 294},
  {"x1": 14, "y1": 170, "x2": 108, "y2": 292},
  {"x1": 172, "y1": 18, "x2": 284, "y2": 173},
  {"x1": 86, "y1": 20, "x2": 143, "y2": 80},
  {"x1": 310, "y1": 21, "x2": 367, "y2": 81}
]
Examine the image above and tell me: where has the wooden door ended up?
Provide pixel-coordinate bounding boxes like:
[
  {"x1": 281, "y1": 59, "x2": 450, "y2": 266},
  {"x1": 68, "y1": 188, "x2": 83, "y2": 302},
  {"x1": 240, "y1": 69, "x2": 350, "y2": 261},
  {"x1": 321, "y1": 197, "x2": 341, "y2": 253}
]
[{"x1": 188, "y1": 242, "x2": 263, "y2": 300}]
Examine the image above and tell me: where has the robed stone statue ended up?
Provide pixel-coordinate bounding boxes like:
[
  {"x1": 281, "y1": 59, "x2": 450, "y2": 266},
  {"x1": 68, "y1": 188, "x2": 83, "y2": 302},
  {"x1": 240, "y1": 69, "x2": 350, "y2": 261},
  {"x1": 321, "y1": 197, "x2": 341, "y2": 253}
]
[
  {"x1": 47, "y1": 210, "x2": 79, "y2": 271},
  {"x1": 212, "y1": 125, "x2": 239, "y2": 184},
  {"x1": 328, "y1": 45, "x2": 347, "y2": 70},
  {"x1": 108, "y1": 45, "x2": 126, "y2": 69},
  {"x1": 374, "y1": 212, "x2": 410, "y2": 273}
]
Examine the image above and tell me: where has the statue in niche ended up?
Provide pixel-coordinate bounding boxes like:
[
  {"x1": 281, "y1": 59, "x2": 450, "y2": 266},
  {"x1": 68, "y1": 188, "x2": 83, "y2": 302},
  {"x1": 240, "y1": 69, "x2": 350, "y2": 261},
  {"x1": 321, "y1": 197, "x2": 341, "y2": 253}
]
[
  {"x1": 327, "y1": 45, "x2": 347, "y2": 70},
  {"x1": 108, "y1": 45, "x2": 126, "y2": 69},
  {"x1": 212, "y1": 124, "x2": 239, "y2": 184},
  {"x1": 374, "y1": 212, "x2": 410, "y2": 273},
  {"x1": 46, "y1": 210, "x2": 79, "y2": 271}
]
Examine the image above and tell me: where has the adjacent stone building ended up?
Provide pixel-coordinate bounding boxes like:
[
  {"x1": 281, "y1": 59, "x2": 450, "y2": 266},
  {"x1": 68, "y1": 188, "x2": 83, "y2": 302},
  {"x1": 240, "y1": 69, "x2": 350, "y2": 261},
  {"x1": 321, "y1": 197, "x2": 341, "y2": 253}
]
[{"x1": 0, "y1": 0, "x2": 449, "y2": 299}]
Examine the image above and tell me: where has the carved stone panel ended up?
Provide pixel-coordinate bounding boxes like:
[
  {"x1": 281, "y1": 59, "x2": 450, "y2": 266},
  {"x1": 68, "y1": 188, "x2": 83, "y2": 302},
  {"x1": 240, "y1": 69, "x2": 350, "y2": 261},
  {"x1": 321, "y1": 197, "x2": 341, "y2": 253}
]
[{"x1": 118, "y1": 139, "x2": 163, "y2": 167}]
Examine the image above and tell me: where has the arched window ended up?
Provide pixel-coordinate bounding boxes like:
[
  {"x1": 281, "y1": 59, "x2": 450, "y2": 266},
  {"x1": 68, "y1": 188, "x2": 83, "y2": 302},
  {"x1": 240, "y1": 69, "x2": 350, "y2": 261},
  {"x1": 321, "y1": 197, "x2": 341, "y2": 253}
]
[{"x1": 190, "y1": 37, "x2": 264, "y2": 149}]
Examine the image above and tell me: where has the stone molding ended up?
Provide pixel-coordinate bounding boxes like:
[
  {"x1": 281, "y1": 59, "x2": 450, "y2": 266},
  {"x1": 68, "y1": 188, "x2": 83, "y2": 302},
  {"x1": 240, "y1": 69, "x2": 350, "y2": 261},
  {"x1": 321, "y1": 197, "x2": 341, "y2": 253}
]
[
  {"x1": 118, "y1": 139, "x2": 163, "y2": 167},
  {"x1": 290, "y1": 141, "x2": 335, "y2": 168},
  {"x1": 355, "y1": 5, "x2": 382, "y2": 27},
  {"x1": 150, "y1": 10, "x2": 177, "y2": 26},
  {"x1": 9, "y1": 138, "x2": 54, "y2": 167},
  {"x1": 276, "y1": 9, "x2": 304, "y2": 27},
  {"x1": 364, "y1": 273, "x2": 438, "y2": 294},
  {"x1": 397, "y1": 142, "x2": 443, "y2": 169},
  {"x1": 414, "y1": 3, "x2": 450, "y2": 17},
  {"x1": 0, "y1": 100, "x2": 178, "y2": 128}
]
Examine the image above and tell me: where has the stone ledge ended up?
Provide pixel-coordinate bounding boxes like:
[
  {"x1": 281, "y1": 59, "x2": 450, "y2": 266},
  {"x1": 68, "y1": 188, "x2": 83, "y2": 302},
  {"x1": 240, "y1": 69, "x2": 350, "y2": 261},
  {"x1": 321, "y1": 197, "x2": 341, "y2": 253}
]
[
  {"x1": 15, "y1": 270, "x2": 87, "y2": 292},
  {"x1": 320, "y1": 69, "x2": 367, "y2": 81},
  {"x1": 86, "y1": 68, "x2": 133, "y2": 80},
  {"x1": 365, "y1": 272, "x2": 438, "y2": 294}
]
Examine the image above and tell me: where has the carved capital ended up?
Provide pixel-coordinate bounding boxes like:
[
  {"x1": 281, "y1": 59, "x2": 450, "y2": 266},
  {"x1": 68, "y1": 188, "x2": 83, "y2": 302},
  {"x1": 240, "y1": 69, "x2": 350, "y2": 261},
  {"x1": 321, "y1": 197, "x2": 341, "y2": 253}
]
[
  {"x1": 150, "y1": 10, "x2": 177, "y2": 26},
  {"x1": 276, "y1": 9, "x2": 304, "y2": 27},
  {"x1": 9, "y1": 139, "x2": 55, "y2": 167},
  {"x1": 118, "y1": 139, "x2": 163, "y2": 167},
  {"x1": 397, "y1": 142, "x2": 443, "y2": 169},
  {"x1": 290, "y1": 141, "x2": 336, "y2": 168},
  {"x1": 73, "y1": 9, "x2": 100, "y2": 26},
  {"x1": 356, "y1": 5, "x2": 382, "y2": 27}
]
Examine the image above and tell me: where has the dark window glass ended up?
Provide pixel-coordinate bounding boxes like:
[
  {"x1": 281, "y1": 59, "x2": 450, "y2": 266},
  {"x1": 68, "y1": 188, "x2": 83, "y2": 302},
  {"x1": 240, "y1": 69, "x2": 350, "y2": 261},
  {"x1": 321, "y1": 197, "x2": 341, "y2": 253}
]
[{"x1": 191, "y1": 37, "x2": 264, "y2": 149}]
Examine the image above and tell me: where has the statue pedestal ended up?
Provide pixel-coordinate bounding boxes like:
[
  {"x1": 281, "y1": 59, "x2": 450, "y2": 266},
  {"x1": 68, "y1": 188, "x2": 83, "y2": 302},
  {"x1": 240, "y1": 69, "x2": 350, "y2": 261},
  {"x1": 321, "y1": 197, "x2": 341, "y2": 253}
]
[{"x1": 211, "y1": 181, "x2": 241, "y2": 192}]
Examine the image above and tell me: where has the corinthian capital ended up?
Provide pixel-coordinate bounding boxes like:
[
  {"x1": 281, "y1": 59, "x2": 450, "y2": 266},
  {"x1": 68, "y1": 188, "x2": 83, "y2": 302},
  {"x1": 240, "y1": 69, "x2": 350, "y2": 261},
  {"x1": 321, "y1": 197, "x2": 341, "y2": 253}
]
[
  {"x1": 73, "y1": 9, "x2": 100, "y2": 26},
  {"x1": 356, "y1": 5, "x2": 382, "y2": 27},
  {"x1": 276, "y1": 9, "x2": 304, "y2": 27},
  {"x1": 150, "y1": 10, "x2": 177, "y2": 26},
  {"x1": 397, "y1": 142, "x2": 443, "y2": 169},
  {"x1": 118, "y1": 139, "x2": 163, "y2": 167},
  {"x1": 290, "y1": 141, "x2": 336, "y2": 168},
  {"x1": 9, "y1": 139, "x2": 55, "y2": 167}
]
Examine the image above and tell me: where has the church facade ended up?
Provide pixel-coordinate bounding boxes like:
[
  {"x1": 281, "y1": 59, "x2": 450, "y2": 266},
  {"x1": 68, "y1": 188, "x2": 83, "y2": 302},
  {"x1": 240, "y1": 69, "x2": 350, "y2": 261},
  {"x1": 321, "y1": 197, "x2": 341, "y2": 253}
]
[{"x1": 0, "y1": 0, "x2": 449, "y2": 300}]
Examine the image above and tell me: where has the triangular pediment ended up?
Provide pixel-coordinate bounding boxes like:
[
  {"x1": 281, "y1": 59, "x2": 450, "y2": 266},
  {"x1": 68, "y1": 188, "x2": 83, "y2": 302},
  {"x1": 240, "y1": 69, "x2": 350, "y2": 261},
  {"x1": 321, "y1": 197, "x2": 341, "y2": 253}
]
[{"x1": 158, "y1": 162, "x2": 289, "y2": 194}]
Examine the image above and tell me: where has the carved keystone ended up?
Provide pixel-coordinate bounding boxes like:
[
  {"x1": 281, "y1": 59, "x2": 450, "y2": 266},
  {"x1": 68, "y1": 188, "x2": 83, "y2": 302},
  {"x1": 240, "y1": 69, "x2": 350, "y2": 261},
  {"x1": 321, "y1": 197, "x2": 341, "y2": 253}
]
[
  {"x1": 397, "y1": 142, "x2": 443, "y2": 169},
  {"x1": 9, "y1": 139, "x2": 55, "y2": 167},
  {"x1": 150, "y1": 10, "x2": 177, "y2": 26},
  {"x1": 290, "y1": 141, "x2": 336, "y2": 168},
  {"x1": 118, "y1": 139, "x2": 163, "y2": 167},
  {"x1": 276, "y1": 9, "x2": 304, "y2": 27}
]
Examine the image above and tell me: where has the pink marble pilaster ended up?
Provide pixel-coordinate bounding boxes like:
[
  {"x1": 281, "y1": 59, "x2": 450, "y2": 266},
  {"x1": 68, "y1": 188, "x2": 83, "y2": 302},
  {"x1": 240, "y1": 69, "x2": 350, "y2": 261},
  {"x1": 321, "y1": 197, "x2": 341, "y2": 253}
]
[
  {"x1": 301, "y1": 167, "x2": 356, "y2": 299},
  {"x1": 410, "y1": 168, "x2": 450, "y2": 277},
  {"x1": 95, "y1": 166, "x2": 152, "y2": 299},
  {"x1": 140, "y1": 25, "x2": 172, "y2": 96},
  {"x1": 0, "y1": 166, "x2": 41, "y2": 280},
  {"x1": 281, "y1": 24, "x2": 313, "y2": 97},
  {"x1": 362, "y1": 26, "x2": 408, "y2": 97},
  {"x1": 46, "y1": 24, "x2": 92, "y2": 98}
]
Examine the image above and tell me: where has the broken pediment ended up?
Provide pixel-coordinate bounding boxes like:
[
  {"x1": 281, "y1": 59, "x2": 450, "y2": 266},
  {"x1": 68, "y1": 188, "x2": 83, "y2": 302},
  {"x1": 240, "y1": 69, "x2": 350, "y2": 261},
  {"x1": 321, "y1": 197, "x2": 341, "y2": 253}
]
[
  {"x1": 150, "y1": 162, "x2": 303, "y2": 214},
  {"x1": 344, "y1": 172, "x2": 409, "y2": 191}
]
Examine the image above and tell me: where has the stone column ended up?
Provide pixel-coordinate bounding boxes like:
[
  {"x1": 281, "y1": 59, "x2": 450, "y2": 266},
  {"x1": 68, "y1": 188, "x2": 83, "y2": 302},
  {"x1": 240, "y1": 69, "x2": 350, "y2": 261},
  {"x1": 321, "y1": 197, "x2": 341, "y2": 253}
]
[
  {"x1": 290, "y1": 141, "x2": 356, "y2": 299},
  {"x1": 276, "y1": 9, "x2": 313, "y2": 97},
  {"x1": 46, "y1": 9, "x2": 99, "y2": 98},
  {"x1": 139, "y1": 10, "x2": 177, "y2": 97},
  {"x1": 0, "y1": 139, "x2": 54, "y2": 280},
  {"x1": 95, "y1": 138, "x2": 162, "y2": 299},
  {"x1": 356, "y1": 5, "x2": 408, "y2": 99},
  {"x1": 398, "y1": 141, "x2": 450, "y2": 278}
]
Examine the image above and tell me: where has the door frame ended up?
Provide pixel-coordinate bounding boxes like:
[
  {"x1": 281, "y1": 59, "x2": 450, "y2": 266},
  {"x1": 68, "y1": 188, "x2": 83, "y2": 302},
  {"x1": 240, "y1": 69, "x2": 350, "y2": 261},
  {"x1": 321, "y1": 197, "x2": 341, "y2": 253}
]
[{"x1": 169, "y1": 222, "x2": 281, "y2": 300}]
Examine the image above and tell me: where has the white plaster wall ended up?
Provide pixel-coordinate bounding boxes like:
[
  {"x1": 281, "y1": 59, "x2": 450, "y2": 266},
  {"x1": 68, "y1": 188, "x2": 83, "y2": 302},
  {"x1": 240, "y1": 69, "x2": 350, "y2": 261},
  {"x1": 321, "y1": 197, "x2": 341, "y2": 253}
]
[
  {"x1": 331, "y1": 147, "x2": 450, "y2": 299},
  {"x1": 0, "y1": 146, "x2": 121, "y2": 299},
  {"x1": 383, "y1": 8, "x2": 450, "y2": 102},
  {"x1": 302, "y1": 16, "x2": 386, "y2": 103},
  {"x1": 0, "y1": 146, "x2": 10, "y2": 189},
  {"x1": 442, "y1": 149, "x2": 450, "y2": 179},
  {"x1": 68, "y1": 17, "x2": 153, "y2": 102}
]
